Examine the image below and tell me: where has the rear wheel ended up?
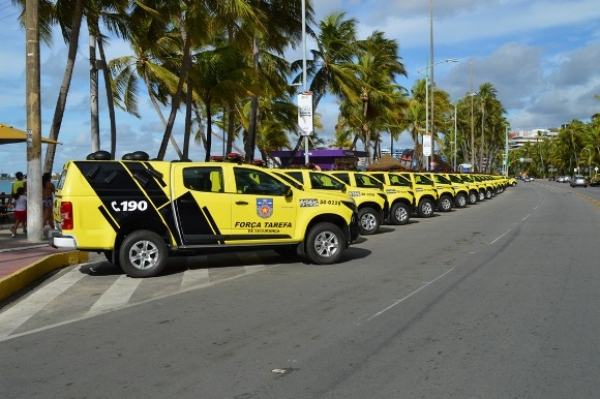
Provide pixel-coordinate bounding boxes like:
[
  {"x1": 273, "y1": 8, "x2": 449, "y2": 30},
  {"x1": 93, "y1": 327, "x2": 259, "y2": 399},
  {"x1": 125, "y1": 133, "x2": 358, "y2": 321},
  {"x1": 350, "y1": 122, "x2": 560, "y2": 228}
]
[
  {"x1": 305, "y1": 222, "x2": 344, "y2": 264},
  {"x1": 390, "y1": 202, "x2": 410, "y2": 225},
  {"x1": 418, "y1": 198, "x2": 435, "y2": 218},
  {"x1": 119, "y1": 230, "x2": 168, "y2": 278},
  {"x1": 439, "y1": 195, "x2": 453, "y2": 212},
  {"x1": 358, "y1": 207, "x2": 380, "y2": 235}
]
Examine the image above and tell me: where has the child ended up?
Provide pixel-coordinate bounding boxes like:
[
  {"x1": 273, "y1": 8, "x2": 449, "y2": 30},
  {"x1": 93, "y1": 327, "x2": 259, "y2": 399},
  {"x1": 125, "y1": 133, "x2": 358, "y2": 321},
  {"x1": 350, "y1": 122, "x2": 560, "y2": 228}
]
[{"x1": 10, "y1": 186, "x2": 27, "y2": 238}]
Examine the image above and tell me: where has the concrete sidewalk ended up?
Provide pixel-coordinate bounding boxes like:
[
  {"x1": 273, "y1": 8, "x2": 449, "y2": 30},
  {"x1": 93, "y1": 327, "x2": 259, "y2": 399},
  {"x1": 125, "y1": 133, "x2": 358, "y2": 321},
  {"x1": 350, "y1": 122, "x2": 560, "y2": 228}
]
[{"x1": 0, "y1": 223, "x2": 89, "y2": 303}]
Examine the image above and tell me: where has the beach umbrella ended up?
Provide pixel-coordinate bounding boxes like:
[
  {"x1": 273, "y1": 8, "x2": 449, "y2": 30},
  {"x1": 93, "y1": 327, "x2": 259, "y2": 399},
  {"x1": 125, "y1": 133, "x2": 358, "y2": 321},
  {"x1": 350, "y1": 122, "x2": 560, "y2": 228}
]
[{"x1": 0, "y1": 123, "x2": 61, "y2": 145}]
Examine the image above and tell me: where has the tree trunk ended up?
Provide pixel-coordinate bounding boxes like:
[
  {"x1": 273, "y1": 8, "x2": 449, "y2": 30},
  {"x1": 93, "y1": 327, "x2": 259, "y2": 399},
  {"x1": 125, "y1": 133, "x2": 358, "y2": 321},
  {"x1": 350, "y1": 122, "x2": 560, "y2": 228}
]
[
  {"x1": 182, "y1": 80, "x2": 193, "y2": 160},
  {"x1": 244, "y1": 35, "x2": 260, "y2": 163},
  {"x1": 156, "y1": 13, "x2": 191, "y2": 160},
  {"x1": 43, "y1": 0, "x2": 85, "y2": 173},
  {"x1": 89, "y1": 32, "x2": 100, "y2": 152},
  {"x1": 96, "y1": 26, "x2": 117, "y2": 158}
]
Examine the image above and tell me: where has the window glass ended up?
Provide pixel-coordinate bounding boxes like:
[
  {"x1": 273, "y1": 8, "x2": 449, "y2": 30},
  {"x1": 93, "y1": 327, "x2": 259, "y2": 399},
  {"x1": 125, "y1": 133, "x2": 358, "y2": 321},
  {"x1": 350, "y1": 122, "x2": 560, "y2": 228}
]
[
  {"x1": 234, "y1": 167, "x2": 287, "y2": 195},
  {"x1": 388, "y1": 174, "x2": 411, "y2": 187},
  {"x1": 183, "y1": 167, "x2": 223, "y2": 192},
  {"x1": 355, "y1": 173, "x2": 381, "y2": 188}
]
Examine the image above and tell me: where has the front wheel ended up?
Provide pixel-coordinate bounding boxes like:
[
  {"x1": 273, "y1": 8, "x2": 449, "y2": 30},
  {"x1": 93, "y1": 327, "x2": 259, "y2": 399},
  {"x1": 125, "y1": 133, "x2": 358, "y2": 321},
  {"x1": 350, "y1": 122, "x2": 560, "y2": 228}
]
[
  {"x1": 438, "y1": 195, "x2": 453, "y2": 212},
  {"x1": 478, "y1": 190, "x2": 485, "y2": 202},
  {"x1": 455, "y1": 193, "x2": 468, "y2": 208},
  {"x1": 119, "y1": 230, "x2": 168, "y2": 278},
  {"x1": 390, "y1": 202, "x2": 411, "y2": 225},
  {"x1": 468, "y1": 192, "x2": 478, "y2": 205},
  {"x1": 358, "y1": 207, "x2": 380, "y2": 235},
  {"x1": 305, "y1": 222, "x2": 344, "y2": 264}
]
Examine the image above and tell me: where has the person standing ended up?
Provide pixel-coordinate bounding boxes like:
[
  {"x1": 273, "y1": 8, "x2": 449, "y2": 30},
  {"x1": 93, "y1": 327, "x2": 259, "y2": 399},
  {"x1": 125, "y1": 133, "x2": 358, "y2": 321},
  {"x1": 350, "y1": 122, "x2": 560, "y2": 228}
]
[
  {"x1": 10, "y1": 186, "x2": 27, "y2": 238},
  {"x1": 10, "y1": 171, "x2": 27, "y2": 200},
  {"x1": 42, "y1": 172, "x2": 56, "y2": 228}
]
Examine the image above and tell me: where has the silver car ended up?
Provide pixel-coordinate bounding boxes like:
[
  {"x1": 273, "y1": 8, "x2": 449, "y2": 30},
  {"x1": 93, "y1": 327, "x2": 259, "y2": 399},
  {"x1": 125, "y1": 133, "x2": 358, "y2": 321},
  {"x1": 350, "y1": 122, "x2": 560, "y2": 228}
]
[{"x1": 570, "y1": 175, "x2": 587, "y2": 188}]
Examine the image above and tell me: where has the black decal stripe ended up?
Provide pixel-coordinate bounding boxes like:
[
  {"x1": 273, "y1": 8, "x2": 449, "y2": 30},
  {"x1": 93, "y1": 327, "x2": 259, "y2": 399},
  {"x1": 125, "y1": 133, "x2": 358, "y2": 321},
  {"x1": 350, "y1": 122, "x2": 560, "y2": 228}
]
[
  {"x1": 201, "y1": 206, "x2": 221, "y2": 235},
  {"x1": 175, "y1": 192, "x2": 220, "y2": 244},
  {"x1": 229, "y1": 235, "x2": 292, "y2": 240},
  {"x1": 123, "y1": 162, "x2": 170, "y2": 208},
  {"x1": 75, "y1": 161, "x2": 165, "y2": 227},
  {"x1": 98, "y1": 205, "x2": 119, "y2": 233},
  {"x1": 143, "y1": 161, "x2": 167, "y2": 188}
]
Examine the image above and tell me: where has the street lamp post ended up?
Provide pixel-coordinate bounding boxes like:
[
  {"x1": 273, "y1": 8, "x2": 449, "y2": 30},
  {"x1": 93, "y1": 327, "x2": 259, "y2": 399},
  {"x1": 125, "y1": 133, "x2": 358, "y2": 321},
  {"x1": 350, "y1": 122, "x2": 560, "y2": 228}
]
[
  {"x1": 417, "y1": 58, "x2": 458, "y2": 170},
  {"x1": 504, "y1": 123, "x2": 509, "y2": 176},
  {"x1": 300, "y1": 0, "x2": 310, "y2": 165}
]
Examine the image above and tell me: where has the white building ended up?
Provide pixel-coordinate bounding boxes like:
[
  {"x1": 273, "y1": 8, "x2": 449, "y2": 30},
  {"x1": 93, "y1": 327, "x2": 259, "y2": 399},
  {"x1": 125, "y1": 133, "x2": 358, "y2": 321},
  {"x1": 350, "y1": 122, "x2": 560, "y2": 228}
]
[{"x1": 508, "y1": 128, "x2": 558, "y2": 148}]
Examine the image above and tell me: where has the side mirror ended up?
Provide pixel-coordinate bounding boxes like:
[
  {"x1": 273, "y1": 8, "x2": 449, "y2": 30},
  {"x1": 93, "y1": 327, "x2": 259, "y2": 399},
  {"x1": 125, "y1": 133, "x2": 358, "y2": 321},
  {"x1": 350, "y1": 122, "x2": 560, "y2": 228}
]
[{"x1": 284, "y1": 185, "x2": 293, "y2": 197}]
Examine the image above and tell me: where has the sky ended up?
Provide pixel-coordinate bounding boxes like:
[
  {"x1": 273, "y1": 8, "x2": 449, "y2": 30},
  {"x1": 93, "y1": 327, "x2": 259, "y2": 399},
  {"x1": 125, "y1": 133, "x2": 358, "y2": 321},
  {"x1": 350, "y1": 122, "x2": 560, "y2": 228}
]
[{"x1": 1, "y1": 0, "x2": 600, "y2": 174}]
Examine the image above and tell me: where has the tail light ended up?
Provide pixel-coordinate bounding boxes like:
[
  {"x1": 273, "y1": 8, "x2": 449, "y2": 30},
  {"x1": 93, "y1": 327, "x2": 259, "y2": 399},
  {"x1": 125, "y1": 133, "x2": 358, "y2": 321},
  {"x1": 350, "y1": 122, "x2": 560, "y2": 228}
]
[{"x1": 60, "y1": 201, "x2": 73, "y2": 230}]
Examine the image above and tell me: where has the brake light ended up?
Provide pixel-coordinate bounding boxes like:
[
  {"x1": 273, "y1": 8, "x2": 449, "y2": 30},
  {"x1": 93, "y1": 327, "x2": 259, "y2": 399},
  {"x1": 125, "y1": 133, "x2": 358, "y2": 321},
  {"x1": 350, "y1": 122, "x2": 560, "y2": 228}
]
[{"x1": 60, "y1": 201, "x2": 73, "y2": 230}]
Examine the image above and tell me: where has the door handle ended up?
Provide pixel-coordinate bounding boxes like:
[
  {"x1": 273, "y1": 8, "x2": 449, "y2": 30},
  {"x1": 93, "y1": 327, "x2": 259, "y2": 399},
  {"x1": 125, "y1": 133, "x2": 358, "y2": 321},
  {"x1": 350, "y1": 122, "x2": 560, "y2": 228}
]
[{"x1": 236, "y1": 201, "x2": 249, "y2": 205}]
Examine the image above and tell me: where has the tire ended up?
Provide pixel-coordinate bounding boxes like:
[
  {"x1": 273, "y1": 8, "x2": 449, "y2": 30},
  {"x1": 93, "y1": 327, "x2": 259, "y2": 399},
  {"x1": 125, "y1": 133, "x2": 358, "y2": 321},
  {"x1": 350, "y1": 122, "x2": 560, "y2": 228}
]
[
  {"x1": 305, "y1": 222, "x2": 344, "y2": 264},
  {"x1": 439, "y1": 195, "x2": 453, "y2": 212},
  {"x1": 418, "y1": 198, "x2": 435, "y2": 218},
  {"x1": 390, "y1": 202, "x2": 410, "y2": 225},
  {"x1": 119, "y1": 230, "x2": 168, "y2": 278},
  {"x1": 478, "y1": 191, "x2": 485, "y2": 201},
  {"x1": 455, "y1": 193, "x2": 468, "y2": 208},
  {"x1": 485, "y1": 189, "x2": 493, "y2": 199},
  {"x1": 358, "y1": 207, "x2": 380, "y2": 235},
  {"x1": 468, "y1": 192, "x2": 478, "y2": 205}
]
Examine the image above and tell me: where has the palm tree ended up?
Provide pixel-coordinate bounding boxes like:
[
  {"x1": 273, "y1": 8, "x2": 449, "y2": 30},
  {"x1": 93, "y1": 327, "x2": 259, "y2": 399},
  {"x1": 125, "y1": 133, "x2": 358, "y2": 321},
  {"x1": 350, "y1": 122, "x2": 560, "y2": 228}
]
[{"x1": 296, "y1": 11, "x2": 359, "y2": 110}]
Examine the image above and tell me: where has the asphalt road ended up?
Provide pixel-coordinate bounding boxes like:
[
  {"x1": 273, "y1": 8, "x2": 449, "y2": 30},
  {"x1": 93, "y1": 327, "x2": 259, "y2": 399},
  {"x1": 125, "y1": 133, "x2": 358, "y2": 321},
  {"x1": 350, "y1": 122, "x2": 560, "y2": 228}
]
[{"x1": 2, "y1": 181, "x2": 600, "y2": 398}]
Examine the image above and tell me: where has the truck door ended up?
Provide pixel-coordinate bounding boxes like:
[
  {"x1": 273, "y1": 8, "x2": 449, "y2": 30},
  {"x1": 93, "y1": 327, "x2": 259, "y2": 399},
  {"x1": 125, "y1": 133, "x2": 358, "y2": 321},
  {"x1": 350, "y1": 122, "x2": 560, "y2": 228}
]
[
  {"x1": 231, "y1": 166, "x2": 296, "y2": 242},
  {"x1": 174, "y1": 165, "x2": 231, "y2": 245}
]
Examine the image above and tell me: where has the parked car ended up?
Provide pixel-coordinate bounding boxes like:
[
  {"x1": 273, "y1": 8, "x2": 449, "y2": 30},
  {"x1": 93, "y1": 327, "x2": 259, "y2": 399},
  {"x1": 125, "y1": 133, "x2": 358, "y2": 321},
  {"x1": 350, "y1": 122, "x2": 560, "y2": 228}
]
[
  {"x1": 570, "y1": 175, "x2": 588, "y2": 188},
  {"x1": 557, "y1": 176, "x2": 565, "y2": 182}
]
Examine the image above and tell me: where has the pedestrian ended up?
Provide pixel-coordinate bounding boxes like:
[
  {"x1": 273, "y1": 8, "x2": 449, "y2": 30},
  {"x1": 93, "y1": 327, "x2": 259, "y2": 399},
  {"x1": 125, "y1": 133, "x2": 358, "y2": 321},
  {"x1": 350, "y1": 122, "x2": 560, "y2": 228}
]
[
  {"x1": 10, "y1": 186, "x2": 27, "y2": 238},
  {"x1": 10, "y1": 171, "x2": 27, "y2": 200},
  {"x1": 42, "y1": 172, "x2": 56, "y2": 228}
]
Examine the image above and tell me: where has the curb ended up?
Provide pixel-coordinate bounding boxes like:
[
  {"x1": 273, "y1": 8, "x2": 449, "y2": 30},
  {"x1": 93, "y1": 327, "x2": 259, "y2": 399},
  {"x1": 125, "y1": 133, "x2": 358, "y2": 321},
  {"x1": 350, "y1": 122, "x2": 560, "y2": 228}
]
[{"x1": 0, "y1": 251, "x2": 89, "y2": 303}]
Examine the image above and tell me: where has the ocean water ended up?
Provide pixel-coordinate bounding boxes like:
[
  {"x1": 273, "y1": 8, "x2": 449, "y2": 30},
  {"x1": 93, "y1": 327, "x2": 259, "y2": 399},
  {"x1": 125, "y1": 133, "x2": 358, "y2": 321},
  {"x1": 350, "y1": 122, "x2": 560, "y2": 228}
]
[{"x1": 0, "y1": 181, "x2": 12, "y2": 194}]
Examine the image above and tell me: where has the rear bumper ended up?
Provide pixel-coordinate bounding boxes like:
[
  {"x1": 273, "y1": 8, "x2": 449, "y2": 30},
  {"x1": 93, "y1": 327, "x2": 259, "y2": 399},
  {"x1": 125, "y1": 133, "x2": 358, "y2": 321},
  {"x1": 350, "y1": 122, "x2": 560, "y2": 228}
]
[{"x1": 49, "y1": 231, "x2": 77, "y2": 249}]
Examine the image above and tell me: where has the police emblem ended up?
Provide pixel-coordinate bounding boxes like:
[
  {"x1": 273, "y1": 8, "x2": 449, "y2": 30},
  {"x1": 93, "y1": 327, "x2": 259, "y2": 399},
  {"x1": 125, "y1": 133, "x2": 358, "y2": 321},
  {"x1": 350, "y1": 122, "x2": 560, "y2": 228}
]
[{"x1": 257, "y1": 198, "x2": 274, "y2": 218}]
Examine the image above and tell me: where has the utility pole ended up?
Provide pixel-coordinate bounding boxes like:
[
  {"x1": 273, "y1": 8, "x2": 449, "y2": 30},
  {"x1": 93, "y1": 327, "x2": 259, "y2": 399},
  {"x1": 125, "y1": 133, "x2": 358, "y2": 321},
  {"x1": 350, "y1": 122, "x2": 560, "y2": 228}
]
[
  {"x1": 429, "y1": 0, "x2": 435, "y2": 171},
  {"x1": 26, "y1": 0, "x2": 44, "y2": 242},
  {"x1": 470, "y1": 62, "x2": 475, "y2": 170}
]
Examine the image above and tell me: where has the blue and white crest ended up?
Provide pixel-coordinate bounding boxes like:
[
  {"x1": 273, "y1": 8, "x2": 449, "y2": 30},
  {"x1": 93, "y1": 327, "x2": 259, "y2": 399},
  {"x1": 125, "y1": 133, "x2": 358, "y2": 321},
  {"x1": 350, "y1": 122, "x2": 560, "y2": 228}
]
[{"x1": 257, "y1": 198, "x2": 274, "y2": 218}]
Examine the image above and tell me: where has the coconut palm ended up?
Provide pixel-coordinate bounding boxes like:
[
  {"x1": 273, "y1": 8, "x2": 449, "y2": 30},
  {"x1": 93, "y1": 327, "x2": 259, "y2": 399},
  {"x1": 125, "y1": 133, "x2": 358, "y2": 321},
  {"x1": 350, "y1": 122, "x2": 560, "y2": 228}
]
[{"x1": 296, "y1": 11, "x2": 360, "y2": 110}]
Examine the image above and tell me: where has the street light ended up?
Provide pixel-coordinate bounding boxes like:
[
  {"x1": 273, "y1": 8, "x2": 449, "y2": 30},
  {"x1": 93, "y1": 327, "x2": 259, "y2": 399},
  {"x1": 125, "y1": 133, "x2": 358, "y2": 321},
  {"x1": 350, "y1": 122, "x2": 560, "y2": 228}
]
[
  {"x1": 417, "y1": 58, "x2": 458, "y2": 170},
  {"x1": 299, "y1": 0, "x2": 310, "y2": 165}
]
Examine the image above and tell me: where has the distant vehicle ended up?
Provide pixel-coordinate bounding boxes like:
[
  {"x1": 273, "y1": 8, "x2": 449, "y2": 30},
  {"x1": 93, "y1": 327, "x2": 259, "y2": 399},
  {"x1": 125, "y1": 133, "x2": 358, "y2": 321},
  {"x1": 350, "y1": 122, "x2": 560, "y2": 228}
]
[
  {"x1": 563, "y1": 176, "x2": 571, "y2": 183},
  {"x1": 570, "y1": 175, "x2": 587, "y2": 188},
  {"x1": 548, "y1": 176, "x2": 555, "y2": 181},
  {"x1": 557, "y1": 176, "x2": 565, "y2": 182}
]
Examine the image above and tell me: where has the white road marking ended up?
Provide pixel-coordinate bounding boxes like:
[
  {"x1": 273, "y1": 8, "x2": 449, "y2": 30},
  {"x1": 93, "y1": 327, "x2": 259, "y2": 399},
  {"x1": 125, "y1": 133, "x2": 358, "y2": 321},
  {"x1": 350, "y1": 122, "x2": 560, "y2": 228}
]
[
  {"x1": 243, "y1": 253, "x2": 267, "y2": 274},
  {"x1": 489, "y1": 228, "x2": 513, "y2": 245},
  {"x1": 0, "y1": 267, "x2": 86, "y2": 338},
  {"x1": 522, "y1": 214, "x2": 531, "y2": 221},
  {"x1": 86, "y1": 275, "x2": 142, "y2": 315},
  {"x1": 367, "y1": 268, "x2": 455, "y2": 321},
  {"x1": 180, "y1": 267, "x2": 210, "y2": 288}
]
